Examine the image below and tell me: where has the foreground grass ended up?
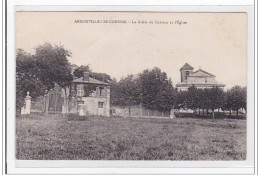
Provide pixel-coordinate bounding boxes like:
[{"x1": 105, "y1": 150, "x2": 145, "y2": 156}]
[{"x1": 16, "y1": 114, "x2": 246, "y2": 160}]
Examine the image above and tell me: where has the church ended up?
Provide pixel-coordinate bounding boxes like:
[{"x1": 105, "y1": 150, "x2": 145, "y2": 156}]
[{"x1": 176, "y1": 63, "x2": 225, "y2": 91}]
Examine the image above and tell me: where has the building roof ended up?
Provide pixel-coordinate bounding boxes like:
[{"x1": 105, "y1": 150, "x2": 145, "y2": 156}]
[
  {"x1": 180, "y1": 63, "x2": 194, "y2": 70},
  {"x1": 188, "y1": 69, "x2": 216, "y2": 77},
  {"x1": 71, "y1": 77, "x2": 109, "y2": 85}
]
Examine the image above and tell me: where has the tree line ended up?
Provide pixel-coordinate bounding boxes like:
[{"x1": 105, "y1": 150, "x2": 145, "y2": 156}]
[
  {"x1": 110, "y1": 70, "x2": 246, "y2": 117},
  {"x1": 175, "y1": 86, "x2": 246, "y2": 117},
  {"x1": 16, "y1": 43, "x2": 247, "y2": 117}
]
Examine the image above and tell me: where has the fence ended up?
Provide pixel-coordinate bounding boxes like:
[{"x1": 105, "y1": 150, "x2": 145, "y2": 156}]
[
  {"x1": 30, "y1": 96, "x2": 45, "y2": 113},
  {"x1": 21, "y1": 85, "x2": 66, "y2": 115},
  {"x1": 110, "y1": 105, "x2": 171, "y2": 117}
]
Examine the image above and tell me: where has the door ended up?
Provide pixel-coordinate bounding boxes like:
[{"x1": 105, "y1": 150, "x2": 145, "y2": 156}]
[{"x1": 97, "y1": 102, "x2": 105, "y2": 116}]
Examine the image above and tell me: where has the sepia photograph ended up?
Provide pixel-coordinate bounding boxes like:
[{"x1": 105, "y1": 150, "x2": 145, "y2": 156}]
[{"x1": 15, "y1": 12, "x2": 247, "y2": 161}]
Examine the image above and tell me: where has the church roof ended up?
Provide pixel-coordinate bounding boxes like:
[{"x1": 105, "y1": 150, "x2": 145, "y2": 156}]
[
  {"x1": 188, "y1": 69, "x2": 216, "y2": 77},
  {"x1": 71, "y1": 77, "x2": 109, "y2": 85},
  {"x1": 180, "y1": 63, "x2": 194, "y2": 70}
]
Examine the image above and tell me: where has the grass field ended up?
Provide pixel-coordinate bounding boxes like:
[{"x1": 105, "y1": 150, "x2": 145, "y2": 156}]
[{"x1": 16, "y1": 114, "x2": 246, "y2": 160}]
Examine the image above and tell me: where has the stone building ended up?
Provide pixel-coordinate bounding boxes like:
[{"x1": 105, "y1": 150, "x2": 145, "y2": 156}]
[
  {"x1": 62, "y1": 72, "x2": 110, "y2": 117},
  {"x1": 176, "y1": 63, "x2": 225, "y2": 91}
]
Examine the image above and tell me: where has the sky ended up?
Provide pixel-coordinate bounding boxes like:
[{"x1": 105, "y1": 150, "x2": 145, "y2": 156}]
[{"x1": 16, "y1": 12, "x2": 247, "y2": 89}]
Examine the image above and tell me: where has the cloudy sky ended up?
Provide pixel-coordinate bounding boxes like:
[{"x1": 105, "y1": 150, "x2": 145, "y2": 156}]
[{"x1": 16, "y1": 12, "x2": 247, "y2": 89}]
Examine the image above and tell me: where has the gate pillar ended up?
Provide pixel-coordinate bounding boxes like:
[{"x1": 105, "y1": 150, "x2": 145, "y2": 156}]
[
  {"x1": 170, "y1": 108, "x2": 176, "y2": 119},
  {"x1": 24, "y1": 91, "x2": 31, "y2": 114},
  {"x1": 78, "y1": 100, "x2": 85, "y2": 116}
]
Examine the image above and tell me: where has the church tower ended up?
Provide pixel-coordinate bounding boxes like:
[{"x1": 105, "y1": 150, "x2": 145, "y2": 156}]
[{"x1": 180, "y1": 63, "x2": 194, "y2": 82}]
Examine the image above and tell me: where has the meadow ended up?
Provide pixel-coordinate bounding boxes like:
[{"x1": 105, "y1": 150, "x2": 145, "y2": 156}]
[{"x1": 16, "y1": 114, "x2": 246, "y2": 160}]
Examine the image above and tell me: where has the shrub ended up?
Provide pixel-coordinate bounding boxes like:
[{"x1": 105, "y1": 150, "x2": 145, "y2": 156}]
[{"x1": 66, "y1": 113, "x2": 88, "y2": 121}]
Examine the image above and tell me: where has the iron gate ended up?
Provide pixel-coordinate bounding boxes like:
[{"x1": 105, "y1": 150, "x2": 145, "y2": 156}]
[
  {"x1": 48, "y1": 92, "x2": 63, "y2": 114},
  {"x1": 43, "y1": 85, "x2": 64, "y2": 114}
]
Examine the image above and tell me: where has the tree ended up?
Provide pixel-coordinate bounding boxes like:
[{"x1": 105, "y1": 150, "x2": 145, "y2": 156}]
[
  {"x1": 229, "y1": 86, "x2": 247, "y2": 116},
  {"x1": 73, "y1": 65, "x2": 91, "y2": 78},
  {"x1": 138, "y1": 67, "x2": 175, "y2": 111},
  {"x1": 117, "y1": 75, "x2": 141, "y2": 116},
  {"x1": 34, "y1": 43, "x2": 73, "y2": 89},
  {"x1": 110, "y1": 78, "x2": 121, "y2": 106},
  {"x1": 196, "y1": 88, "x2": 204, "y2": 115},
  {"x1": 207, "y1": 87, "x2": 225, "y2": 118},
  {"x1": 16, "y1": 49, "x2": 46, "y2": 110},
  {"x1": 110, "y1": 67, "x2": 176, "y2": 113},
  {"x1": 222, "y1": 90, "x2": 233, "y2": 116},
  {"x1": 201, "y1": 88, "x2": 211, "y2": 117},
  {"x1": 175, "y1": 90, "x2": 188, "y2": 110},
  {"x1": 186, "y1": 85, "x2": 199, "y2": 115},
  {"x1": 241, "y1": 86, "x2": 247, "y2": 113},
  {"x1": 73, "y1": 65, "x2": 112, "y2": 83},
  {"x1": 16, "y1": 43, "x2": 73, "y2": 110}
]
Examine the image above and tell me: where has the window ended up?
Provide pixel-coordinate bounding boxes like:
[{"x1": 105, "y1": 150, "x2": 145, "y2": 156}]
[
  {"x1": 96, "y1": 87, "x2": 105, "y2": 97},
  {"x1": 185, "y1": 71, "x2": 190, "y2": 80},
  {"x1": 77, "y1": 84, "x2": 84, "y2": 97},
  {"x1": 98, "y1": 102, "x2": 104, "y2": 108},
  {"x1": 100, "y1": 87, "x2": 105, "y2": 96}
]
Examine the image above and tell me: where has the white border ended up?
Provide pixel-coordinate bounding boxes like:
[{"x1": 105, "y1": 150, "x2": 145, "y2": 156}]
[{"x1": 6, "y1": 3, "x2": 255, "y2": 175}]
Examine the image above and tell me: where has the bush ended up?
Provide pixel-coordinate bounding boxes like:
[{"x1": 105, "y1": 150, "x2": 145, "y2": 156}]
[{"x1": 66, "y1": 113, "x2": 88, "y2": 121}]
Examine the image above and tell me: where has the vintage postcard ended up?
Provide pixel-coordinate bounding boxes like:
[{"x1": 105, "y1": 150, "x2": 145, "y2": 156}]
[
  {"x1": 7, "y1": 5, "x2": 255, "y2": 174},
  {"x1": 15, "y1": 11, "x2": 247, "y2": 161}
]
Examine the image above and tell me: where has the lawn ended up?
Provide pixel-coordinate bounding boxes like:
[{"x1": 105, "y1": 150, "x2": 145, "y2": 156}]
[{"x1": 16, "y1": 114, "x2": 246, "y2": 160}]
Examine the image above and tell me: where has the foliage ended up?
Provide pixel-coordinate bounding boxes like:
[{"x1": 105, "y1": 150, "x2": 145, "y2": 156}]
[
  {"x1": 73, "y1": 65, "x2": 91, "y2": 78},
  {"x1": 16, "y1": 43, "x2": 73, "y2": 110},
  {"x1": 186, "y1": 86, "x2": 199, "y2": 110},
  {"x1": 207, "y1": 87, "x2": 225, "y2": 118},
  {"x1": 174, "y1": 90, "x2": 187, "y2": 109},
  {"x1": 139, "y1": 68, "x2": 175, "y2": 111},
  {"x1": 73, "y1": 65, "x2": 112, "y2": 83},
  {"x1": 110, "y1": 78, "x2": 121, "y2": 105},
  {"x1": 228, "y1": 86, "x2": 247, "y2": 115},
  {"x1": 34, "y1": 43, "x2": 73, "y2": 89},
  {"x1": 110, "y1": 67, "x2": 175, "y2": 111},
  {"x1": 16, "y1": 49, "x2": 46, "y2": 110},
  {"x1": 116, "y1": 74, "x2": 141, "y2": 107},
  {"x1": 176, "y1": 87, "x2": 227, "y2": 117}
]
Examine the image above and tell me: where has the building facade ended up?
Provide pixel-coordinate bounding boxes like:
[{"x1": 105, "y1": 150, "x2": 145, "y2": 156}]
[
  {"x1": 62, "y1": 72, "x2": 110, "y2": 117},
  {"x1": 176, "y1": 63, "x2": 225, "y2": 91}
]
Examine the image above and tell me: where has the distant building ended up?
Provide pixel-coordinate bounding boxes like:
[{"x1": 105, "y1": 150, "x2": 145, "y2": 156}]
[{"x1": 176, "y1": 63, "x2": 225, "y2": 91}]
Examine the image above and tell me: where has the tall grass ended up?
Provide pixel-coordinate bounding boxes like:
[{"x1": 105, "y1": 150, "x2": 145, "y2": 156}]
[{"x1": 16, "y1": 114, "x2": 246, "y2": 160}]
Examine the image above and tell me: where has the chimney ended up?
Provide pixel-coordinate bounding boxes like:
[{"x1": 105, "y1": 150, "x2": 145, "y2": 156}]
[{"x1": 83, "y1": 72, "x2": 89, "y2": 82}]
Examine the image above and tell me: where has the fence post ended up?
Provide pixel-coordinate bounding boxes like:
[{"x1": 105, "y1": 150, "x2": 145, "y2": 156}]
[
  {"x1": 44, "y1": 90, "x2": 49, "y2": 115},
  {"x1": 170, "y1": 108, "x2": 176, "y2": 119},
  {"x1": 24, "y1": 91, "x2": 31, "y2": 114}
]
